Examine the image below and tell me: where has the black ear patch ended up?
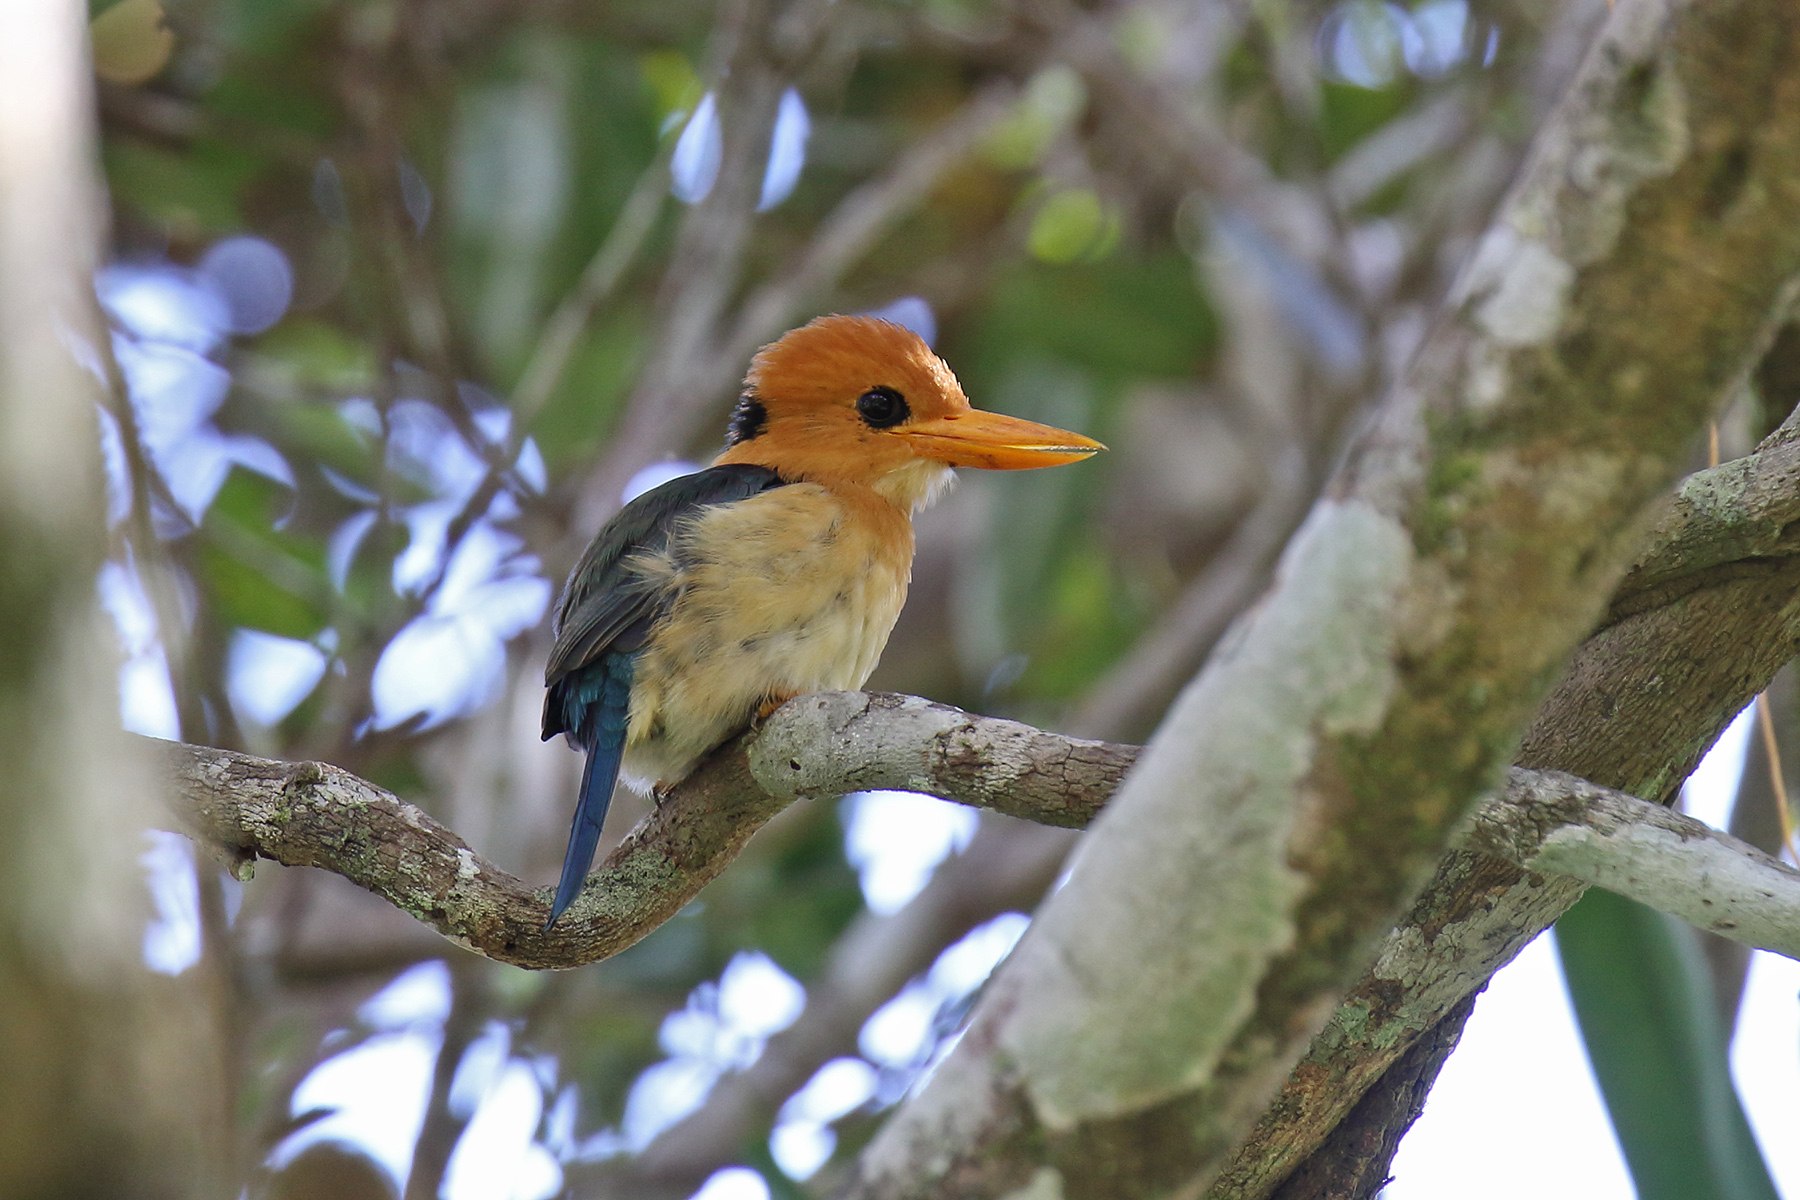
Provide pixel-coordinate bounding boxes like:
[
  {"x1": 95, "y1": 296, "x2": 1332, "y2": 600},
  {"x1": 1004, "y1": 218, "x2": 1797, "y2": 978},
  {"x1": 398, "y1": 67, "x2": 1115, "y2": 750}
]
[{"x1": 726, "y1": 393, "x2": 768, "y2": 445}]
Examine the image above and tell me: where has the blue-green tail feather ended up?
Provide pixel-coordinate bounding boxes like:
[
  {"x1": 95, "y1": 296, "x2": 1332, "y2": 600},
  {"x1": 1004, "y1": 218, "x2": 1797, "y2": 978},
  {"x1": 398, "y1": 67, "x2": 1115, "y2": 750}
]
[{"x1": 546, "y1": 653, "x2": 634, "y2": 928}]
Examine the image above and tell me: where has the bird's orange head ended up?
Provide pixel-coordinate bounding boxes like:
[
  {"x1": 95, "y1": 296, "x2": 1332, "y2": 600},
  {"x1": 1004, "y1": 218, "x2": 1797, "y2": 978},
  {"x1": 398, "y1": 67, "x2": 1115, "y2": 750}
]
[{"x1": 714, "y1": 315, "x2": 1103, "y2": 511}]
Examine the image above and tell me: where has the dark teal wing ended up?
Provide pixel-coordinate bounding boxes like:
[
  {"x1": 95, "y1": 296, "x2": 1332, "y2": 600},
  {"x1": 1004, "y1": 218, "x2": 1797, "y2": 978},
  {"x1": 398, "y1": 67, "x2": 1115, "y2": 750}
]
[
  {"x1": 541, "y1": 463, "x2": 784, "y2": 926},
  {"x1": 541, "y1": 463, "x2": 784, "y2": 741}
]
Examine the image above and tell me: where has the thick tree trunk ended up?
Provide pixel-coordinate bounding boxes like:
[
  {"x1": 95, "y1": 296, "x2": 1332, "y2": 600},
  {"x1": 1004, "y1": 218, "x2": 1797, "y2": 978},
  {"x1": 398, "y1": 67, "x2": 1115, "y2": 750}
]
[{"x1": 1223, "y1": 447, "x2": 1800, "y2": 1199}]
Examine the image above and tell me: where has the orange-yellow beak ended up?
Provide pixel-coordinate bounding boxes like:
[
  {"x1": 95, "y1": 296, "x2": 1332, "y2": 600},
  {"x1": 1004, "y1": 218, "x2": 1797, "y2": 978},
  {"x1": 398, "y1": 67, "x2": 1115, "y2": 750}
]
[{"x1": 895, "y1": 409, "x2": 1105, "y2": 470}]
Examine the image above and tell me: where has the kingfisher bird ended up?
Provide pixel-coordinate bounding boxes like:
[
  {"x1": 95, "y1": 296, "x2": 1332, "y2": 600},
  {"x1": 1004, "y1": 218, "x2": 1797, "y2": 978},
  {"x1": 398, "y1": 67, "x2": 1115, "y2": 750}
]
[{"x1": 541, "y1": 314, "x2": 1102, "y2": 925}]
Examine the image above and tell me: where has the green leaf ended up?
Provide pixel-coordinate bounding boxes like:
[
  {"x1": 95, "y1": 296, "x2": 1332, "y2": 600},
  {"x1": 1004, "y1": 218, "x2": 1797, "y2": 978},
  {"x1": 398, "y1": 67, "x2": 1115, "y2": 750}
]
[
  {"x1": 982, "y1": 67, "x2": 1085, "y2": 170},
  {"x1": 969, "y1": 254, "x2": 1218, "y2": 385},
  {"x1": 1556, "y1": 888, "x2": 1779, "y2": 1200},
  {"x1": 103, "y1": 140, "x2": 256, "y2": 234},
  {"x1": 1318, "y1": 78, "x2": 1413, "y2": 161},
  {"x1": 199, "y1": 469, "x2": 330, "y2": 640},
  {"x1": 250, "y1": 320, "x2": 379, "y2": 394},
  {"x1": 1026, "y1": 188, "x2": 1119, "y2": 265}
]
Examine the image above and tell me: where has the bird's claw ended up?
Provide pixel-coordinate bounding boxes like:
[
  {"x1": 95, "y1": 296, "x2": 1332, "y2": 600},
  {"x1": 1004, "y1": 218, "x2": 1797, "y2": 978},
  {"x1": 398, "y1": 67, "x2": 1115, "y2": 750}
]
[{"x1": 755, "y1": 693, "x2": 797, "y2": 723}]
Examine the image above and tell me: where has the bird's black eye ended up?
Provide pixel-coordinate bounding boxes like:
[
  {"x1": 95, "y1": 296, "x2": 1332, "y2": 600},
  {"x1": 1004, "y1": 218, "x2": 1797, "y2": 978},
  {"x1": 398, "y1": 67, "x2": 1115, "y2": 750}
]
[{"x1": 856, "y1": 386, "x2": 909, "y2": 429}]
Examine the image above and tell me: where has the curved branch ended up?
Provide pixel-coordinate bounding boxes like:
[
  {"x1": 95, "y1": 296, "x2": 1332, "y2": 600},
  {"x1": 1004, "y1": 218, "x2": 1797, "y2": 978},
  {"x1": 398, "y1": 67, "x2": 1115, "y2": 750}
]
[
  {"x1": 160, "y1": 683, "x2": 1800, "y2": 975},
  {"x1": 1606, "y1": 426, "x2": 1800, "y2": 625},
  {"x1": 158, "y1": 693, "x2": 1132, "y2": 971},
  {"x1": 1470, "y1": 767, "x2": 1800, "y2": 959}
]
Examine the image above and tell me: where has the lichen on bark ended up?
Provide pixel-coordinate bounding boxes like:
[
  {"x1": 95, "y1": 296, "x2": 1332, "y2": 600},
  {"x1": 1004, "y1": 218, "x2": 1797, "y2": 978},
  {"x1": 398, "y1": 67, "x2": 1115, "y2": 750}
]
[{"x1": 993, "y1": 500, "x2": 1411, "y2": 1129}]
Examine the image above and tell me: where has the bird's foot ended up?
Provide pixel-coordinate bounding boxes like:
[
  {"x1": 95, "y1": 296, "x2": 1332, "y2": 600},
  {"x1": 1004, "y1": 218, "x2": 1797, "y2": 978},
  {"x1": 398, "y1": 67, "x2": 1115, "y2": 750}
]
[{"x1": 755, "y1": 691, "x2": 799, "y2": 722}]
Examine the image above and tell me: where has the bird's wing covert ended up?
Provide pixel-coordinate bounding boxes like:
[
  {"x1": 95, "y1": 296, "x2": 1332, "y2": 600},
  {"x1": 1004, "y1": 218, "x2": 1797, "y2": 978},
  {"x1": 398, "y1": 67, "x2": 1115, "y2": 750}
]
[{"x1": 543, "y1": 464, "x2": 785, "y2": 694}]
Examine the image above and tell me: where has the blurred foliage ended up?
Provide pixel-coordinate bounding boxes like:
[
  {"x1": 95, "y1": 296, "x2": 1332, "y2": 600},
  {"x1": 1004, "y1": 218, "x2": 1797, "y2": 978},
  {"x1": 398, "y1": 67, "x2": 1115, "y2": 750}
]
[
  {"x1": 1557, "y1": 889, "x2": 1780, "y2": 1200},
  {"x1": 87, "y1": 0, "x2": 1783, "y2": 1195}
]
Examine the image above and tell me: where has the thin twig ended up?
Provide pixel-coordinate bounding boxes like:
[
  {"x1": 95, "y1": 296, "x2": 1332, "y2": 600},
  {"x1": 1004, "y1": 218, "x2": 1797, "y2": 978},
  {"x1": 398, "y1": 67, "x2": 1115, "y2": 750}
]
[
  {"x1": 1756, "y1": 693, "x2": 1798, "y2": 862},
  {"x1": 718, "y1": 82, "x2": 1022, "y2": 369},
  {"x1": 511, "y1": 144, "x2": 676, "y2": 429}
]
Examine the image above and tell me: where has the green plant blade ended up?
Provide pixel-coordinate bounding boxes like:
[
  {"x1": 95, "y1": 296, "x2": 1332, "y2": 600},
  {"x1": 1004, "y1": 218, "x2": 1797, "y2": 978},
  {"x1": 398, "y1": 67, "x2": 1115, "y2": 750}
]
[{"x1": 1556, "y1": 887, "x2": 1779, "y2": 1200}]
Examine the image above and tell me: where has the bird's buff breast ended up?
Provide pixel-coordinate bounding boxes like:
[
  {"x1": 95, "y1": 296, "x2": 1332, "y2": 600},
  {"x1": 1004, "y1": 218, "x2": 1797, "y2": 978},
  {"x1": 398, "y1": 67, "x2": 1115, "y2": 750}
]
[{"x1": 620, "y1": 483, "x2": 912, "y2": 789}]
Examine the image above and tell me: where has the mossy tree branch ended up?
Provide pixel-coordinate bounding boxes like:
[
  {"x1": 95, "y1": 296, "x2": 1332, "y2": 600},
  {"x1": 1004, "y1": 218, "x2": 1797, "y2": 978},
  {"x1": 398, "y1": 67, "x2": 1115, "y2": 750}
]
[
  {"x1": 160, "y1": 694, "x2": 1131, "y2": 971},
  {"x1": 159, "y1": 698, "x2": 1800, "y2": 971},
  {"x1": 1229, "y1": 411, "x2": 1800, "y2": 1200}
]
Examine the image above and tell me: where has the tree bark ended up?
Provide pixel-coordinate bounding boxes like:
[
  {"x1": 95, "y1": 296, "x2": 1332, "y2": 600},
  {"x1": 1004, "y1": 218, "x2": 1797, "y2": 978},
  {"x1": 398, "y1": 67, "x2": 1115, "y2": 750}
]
[
  {"x1": 161, "y1": 694, "x2": 1133, "y2": 969},
  {"x1": 1218, "y1": 408, "x2": 1800, "y2": 1199}
]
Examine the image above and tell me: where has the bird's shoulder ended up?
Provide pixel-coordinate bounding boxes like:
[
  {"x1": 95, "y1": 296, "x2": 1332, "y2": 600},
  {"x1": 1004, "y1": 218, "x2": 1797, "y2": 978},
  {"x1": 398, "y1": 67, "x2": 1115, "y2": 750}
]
[
  {"x1": 546, "y1": 465, "x2": 787, "y2": 685},
  {"x1": 559, "y1": 466, "x2": 785, "y2": 603},
  {"x1": 591, "y1": 464, "x2": 787, "y2": 560}
]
